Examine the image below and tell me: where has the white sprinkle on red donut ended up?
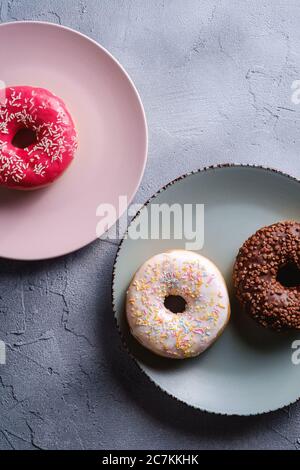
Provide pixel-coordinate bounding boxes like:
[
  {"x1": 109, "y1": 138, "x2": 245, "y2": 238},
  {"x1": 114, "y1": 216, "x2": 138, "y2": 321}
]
[{"x1": 0, "y1": 86, "x2": 78, "y2": 189}]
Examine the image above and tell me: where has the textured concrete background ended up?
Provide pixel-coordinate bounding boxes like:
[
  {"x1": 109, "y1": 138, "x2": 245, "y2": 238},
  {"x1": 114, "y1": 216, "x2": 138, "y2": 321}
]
[{"x1": 0, "y1": 0, "x2": 300, "y2": 450}]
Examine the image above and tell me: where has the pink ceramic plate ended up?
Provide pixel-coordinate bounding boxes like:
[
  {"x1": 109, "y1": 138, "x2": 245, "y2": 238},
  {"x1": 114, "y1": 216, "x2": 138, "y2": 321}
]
[{"x1": 0, "y1": 21, "x2": 148, "y2": 260}]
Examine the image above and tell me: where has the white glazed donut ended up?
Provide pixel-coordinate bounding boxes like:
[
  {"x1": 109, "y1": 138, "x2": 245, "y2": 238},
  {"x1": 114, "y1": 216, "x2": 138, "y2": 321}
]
[{"x1": 126, "y1": 250, "x2": 230, "y2": 359}]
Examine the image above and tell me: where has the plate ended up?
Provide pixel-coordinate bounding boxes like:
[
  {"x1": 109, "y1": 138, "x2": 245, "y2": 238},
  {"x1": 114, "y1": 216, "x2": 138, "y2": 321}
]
[
  {"x1": 113, "y1": 165, "x2": 300, "y2": 415},
  {"x1": 0, "y1": 21, "x2": 147, "y2": 260}
]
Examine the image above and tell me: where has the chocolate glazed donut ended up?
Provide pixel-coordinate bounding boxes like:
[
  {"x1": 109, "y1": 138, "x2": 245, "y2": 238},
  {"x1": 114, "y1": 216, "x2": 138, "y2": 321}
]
[{"x1": 233, "y1": 221, "x2": 300, "y2": 331}]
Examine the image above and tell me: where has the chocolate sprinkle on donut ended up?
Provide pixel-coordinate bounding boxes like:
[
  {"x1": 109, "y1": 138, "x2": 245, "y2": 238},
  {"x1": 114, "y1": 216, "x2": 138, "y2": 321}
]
[{"x1": 233, "y1": 221, "x2": 300, "y2": 331}]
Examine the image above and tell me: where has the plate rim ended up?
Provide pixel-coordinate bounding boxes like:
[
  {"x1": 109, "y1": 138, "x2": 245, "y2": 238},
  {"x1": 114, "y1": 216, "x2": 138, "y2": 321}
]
[
  {"x1": 112, "y1": 163, "x2": 300, "y2": 416},
  {"x1": 0, "y1": 20, "x2": 148, "y2": 261}
]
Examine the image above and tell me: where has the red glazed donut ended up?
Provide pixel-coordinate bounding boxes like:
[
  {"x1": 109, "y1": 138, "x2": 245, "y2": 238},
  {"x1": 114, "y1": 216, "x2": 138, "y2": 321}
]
[{"x1": 0, "y1": 86, "x2": 78, "y2": 190}]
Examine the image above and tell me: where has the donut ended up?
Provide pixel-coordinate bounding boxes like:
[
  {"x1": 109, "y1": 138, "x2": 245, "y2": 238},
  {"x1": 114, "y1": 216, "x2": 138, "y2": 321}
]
[
  {"x1": 0, "y1": 86, "x2": 77, "y2": 190},
  {"x1": 233, "y1": 221, "x2": 300, "y2": 331},
  {"x1": 126, "y1": 250, "x2": 230, "y2": 359}
]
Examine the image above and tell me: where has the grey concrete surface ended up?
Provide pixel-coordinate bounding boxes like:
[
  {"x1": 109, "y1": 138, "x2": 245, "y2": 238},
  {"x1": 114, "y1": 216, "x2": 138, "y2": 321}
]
[{"x1": 0, "y1": 0, "x2": 300, "y2": 450}]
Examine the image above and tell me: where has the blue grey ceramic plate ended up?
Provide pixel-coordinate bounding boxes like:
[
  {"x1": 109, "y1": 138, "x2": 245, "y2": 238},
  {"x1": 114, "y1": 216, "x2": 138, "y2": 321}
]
[{"x1": 112, "y1": 165, "x2": 300, "y2": 415}]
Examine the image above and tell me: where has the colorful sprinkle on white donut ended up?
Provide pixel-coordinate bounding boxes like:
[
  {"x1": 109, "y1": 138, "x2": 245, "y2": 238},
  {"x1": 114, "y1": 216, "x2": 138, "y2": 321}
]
[{"x1": 126, "y1": 250, "x2": 231, "y2": 359}]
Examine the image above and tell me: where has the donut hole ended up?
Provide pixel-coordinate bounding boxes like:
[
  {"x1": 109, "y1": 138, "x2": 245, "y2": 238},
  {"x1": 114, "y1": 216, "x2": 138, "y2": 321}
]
[
  {"x1": 164, "y1": 295, "x2": 186, "y2": 314},
  {"x1": 277, "y1": 262, "x2": 300, "y2": 288},
  {"x1": 12, "y1": 128, "x2": 37, "y2": 149}
]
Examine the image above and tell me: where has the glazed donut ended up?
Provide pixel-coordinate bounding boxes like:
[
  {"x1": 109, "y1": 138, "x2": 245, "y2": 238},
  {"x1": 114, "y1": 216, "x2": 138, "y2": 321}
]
[
  {"x1": 233, "y1": 221, "x2": 300, "y2": 331},
  {"x1": 126, "y1": 250, "x2": 230, "y2": 359},
  {"x1": 0, "y1": 86, "x2": 77, "y2": 189}
]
